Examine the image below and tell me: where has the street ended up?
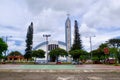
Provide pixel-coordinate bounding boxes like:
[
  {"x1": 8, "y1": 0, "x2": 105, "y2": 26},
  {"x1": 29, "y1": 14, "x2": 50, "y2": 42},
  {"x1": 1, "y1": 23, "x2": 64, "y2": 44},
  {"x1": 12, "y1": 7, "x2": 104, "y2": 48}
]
[{"x1": 0, "y1": 72, "x2": 120, "y2": 80}]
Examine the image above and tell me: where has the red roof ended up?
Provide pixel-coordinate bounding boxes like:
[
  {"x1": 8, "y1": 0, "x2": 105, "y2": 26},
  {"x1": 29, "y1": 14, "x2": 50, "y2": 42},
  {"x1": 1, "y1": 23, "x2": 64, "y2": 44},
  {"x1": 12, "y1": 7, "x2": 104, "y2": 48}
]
[{"x1": 8, "y1": 56, "x2": 24, "y2": 58}]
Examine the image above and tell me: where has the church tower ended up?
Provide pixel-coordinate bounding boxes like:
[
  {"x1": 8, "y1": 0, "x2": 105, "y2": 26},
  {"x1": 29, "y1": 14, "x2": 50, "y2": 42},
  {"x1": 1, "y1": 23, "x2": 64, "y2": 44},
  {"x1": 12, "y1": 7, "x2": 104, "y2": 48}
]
[{"x1": 65, "y1": 14, "x2": 71, "y2": 52}]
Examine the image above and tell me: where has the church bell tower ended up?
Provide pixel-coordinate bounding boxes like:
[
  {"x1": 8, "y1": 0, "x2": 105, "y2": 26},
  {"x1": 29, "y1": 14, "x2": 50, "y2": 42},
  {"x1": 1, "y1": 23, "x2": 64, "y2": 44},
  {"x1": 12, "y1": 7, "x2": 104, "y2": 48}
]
[{"x1": 65, "y1": 14, "x2": 71, "y2": 52}]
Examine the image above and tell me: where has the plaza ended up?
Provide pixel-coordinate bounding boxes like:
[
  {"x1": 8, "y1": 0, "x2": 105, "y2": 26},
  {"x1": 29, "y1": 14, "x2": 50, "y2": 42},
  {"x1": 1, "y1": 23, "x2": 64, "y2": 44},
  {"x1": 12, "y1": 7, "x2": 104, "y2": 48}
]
[
  {"x1": 0, "y1": 64, "x2": 120, "y2": 80},
  {"x1": 1, "y1": 64, "x2": 120, "y2": 72}
]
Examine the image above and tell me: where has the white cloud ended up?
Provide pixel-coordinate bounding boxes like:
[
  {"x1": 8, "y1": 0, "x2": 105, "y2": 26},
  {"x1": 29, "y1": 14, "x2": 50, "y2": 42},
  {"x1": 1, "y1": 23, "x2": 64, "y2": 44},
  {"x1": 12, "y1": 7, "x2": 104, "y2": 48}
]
[
  {"x1": 83, "y1": 0, "x2": 120, "y2": 29},
  {"x1": 0, "y1": 0, "x2": 28, "y2": 27},
  {"x1": 80, "y1": 23, "x2": 96, "y2": 36},
  {"x1": 0, "y1": 0, "x2": 120, "y2": 54},
  {"x1": 26, "y1": 0, "x2": 95, "y2": 15}
]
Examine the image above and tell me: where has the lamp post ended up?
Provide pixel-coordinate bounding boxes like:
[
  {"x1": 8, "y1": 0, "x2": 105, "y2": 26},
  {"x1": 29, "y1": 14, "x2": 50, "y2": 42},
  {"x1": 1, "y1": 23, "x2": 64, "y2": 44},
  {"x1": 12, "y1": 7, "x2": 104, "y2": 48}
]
[
  {"x1": 86, "y1": 35, "x2": 95, "y2": 60},
  {"x1": 43, "y1": 34, "x2": 51, "y2": 63}
]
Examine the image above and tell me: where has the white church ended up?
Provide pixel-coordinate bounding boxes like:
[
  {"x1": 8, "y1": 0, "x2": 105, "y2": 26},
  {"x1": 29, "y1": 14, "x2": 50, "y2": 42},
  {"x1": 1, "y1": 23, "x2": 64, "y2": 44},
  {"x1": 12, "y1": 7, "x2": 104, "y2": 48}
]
[{"x1": 33, "y1": 16, "x2": 72, "y2": 62}]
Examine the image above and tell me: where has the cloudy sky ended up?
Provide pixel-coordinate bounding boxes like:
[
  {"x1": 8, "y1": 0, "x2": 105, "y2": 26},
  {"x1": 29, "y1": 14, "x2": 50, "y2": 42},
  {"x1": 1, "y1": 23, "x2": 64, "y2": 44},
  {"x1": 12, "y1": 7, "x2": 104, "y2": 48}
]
[{"x1": 0, "y1": 0, "x2": 120, "y2": 54}]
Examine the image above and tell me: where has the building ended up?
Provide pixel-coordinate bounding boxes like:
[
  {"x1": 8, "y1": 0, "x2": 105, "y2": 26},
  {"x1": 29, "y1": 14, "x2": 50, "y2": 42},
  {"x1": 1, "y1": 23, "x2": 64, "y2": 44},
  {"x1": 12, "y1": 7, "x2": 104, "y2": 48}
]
[
  {"x1": 7, "y1": 55, "x2": 24, "y2": 62},
  {"x1": 33, "y1": 41, "x2": 66, "y2": 62},
  {"x1": 33, "y1": 15, "x2": 72, "y2": 62}
]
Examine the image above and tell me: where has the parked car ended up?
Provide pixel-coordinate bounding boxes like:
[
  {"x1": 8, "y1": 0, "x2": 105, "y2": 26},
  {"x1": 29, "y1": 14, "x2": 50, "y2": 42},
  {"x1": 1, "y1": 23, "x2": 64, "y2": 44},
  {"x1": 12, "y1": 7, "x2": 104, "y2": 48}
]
[
  {"x1": 93, "y1": 61, "x2": 102, "y2": 64},
  {"x1": 56, "y1": 61, "x2": 62, "y2": 64},
  {"x1": 105, "y1": 58, "x2": 115, "y2": 64},
  {"x1": 86, "y1": 60, "x2": 93, "y2": 64},
  {"x1": 72, "y1": 61, "x2": 82, "y2": 65},
  {"x1": 56, "y1": 60, "x2": 62, "y2": 64},
  {"x1": 34, "y1": 60, "x2": 47, "y2": 64}
]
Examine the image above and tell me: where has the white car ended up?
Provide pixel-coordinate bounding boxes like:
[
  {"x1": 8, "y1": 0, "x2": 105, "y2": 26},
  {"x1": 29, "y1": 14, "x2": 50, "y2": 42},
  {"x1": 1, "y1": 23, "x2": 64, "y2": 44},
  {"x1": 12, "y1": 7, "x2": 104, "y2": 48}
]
[
  {"x1": 35, "y1": 60, "x2": 47, "y2": 64},
  {"x1": 72, "y1": 61, "x2": 82, "y2": 65}
]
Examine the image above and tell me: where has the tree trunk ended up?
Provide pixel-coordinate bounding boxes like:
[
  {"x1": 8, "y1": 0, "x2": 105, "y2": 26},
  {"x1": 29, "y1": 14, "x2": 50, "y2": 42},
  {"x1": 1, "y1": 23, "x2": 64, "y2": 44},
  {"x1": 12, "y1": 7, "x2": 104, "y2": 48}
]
[{"x1": 56, "y1": 56, "x2": 58, "y2": 62}]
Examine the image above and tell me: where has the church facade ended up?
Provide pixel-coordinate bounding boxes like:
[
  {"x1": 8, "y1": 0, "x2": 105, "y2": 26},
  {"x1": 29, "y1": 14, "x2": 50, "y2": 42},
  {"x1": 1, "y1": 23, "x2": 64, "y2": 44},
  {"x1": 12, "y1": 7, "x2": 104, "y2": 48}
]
[{"x1": 33, "y1": 16, "x2": 71, "y2": 62}]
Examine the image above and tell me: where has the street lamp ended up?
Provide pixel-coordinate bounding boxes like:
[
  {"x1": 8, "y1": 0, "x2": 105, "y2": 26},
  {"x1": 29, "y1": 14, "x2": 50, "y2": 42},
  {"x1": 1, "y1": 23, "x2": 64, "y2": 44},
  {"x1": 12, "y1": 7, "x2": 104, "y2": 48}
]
[
  {"x1": 43, "y1": 34, "x2": 51, "y2": 63},
  {"x1": 86, "y1": 35, "x2": 95, "y2": 60}
]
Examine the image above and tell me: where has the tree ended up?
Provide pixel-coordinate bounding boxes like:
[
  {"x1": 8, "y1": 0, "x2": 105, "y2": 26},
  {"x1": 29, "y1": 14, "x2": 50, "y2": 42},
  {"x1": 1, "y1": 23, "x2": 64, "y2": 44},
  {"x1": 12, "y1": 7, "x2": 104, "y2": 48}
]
[
  {"x1": 24, "y1": 22, "x2": 34, "y2": 61},
  {"x1": 80, "y1": 51, "x2": 89, "y2": 62},
  {"x1": 71, "y1": 20, "x2": 82, "y2": 50},
  {"x1": 99, "y1": 43, "x2": 109, "y2": 59},
  {"x1": 108, "y1": 39, "x2": 120, "y2": 48},
  {"x1": 99, "y1": 43, "x2": 108, "y2": 49},
  {"x1": 109, "y1": 48, "x2": 118, "y2": 64},
  {"x1": 108, "y1": 38, "x2": 120, "y2": 64},
  {"x1": 7, "y1": 51, "x2": 23, "y2": 63},
  {"x1": 8, "y1": 51, "x2": 22, "y2": 56},
  {"x1": 69, "y1": 49, "x2": 87, "y2": 61},
  {"x1": 91, "y1": 49, "x2": 105, "y2": 62},
  {"x1": 70, "y1": 20, "x2": 84, "y2": 61},
  {"x1": 32, "y1": 49, "x2": 45, "y2": 62},
  {"x1": 117, "y1": 49, "x2": 120, "y2": 64},
  {"x1": 91, "y1": 43, "x2": 109, "y2": 63},
  {"x1": 0, "y1": 38, "x2": 8, "y2": 59},
  {"x1": 49, "y1": 48, "x2": 68, "y2": 62}
]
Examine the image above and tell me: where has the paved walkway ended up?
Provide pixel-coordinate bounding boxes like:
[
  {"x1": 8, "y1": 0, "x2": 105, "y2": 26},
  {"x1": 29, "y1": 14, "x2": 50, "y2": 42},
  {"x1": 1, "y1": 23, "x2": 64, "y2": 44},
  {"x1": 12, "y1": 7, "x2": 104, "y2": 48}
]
[
  {"x1": 1, "y1": 72, "x2": 120, "y2": 80},
  {"x1": 0, "y1": 64, "x2": 120, "y2": 80},
  {"x1": 0, "y1": 64, "x2": 120, "y2": 72}
]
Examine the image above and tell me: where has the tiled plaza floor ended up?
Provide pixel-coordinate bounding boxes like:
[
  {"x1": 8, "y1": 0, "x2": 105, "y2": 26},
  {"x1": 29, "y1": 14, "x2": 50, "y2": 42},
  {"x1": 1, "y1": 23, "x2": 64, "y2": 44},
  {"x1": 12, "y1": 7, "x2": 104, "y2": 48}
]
[
  {"x1": 0, "y1": 64, "x2": 120, "y2": 72},
  {"x1": 0, "y1": 64, "x2": 120, "y2": 80}
]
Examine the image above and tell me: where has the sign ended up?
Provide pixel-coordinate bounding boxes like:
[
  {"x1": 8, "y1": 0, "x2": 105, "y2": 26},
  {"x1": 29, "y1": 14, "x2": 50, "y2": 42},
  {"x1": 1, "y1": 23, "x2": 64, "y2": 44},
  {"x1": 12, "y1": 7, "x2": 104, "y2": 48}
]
[{"x1": 104, "y1": 47, "x2": 109, "y2": 54}]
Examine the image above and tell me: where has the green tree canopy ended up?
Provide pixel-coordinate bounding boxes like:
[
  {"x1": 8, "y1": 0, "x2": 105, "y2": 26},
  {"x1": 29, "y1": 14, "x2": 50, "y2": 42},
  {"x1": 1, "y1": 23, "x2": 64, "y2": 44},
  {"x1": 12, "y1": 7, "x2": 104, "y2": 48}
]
[
  {"x1": 80, "y1": 51, "x2": 89, "y2": 61},
  {"x1": 99, "y1": 43, "x2": 108, "y2": 49},
  {"x1": 8, "y1": 51, "x2": 22, "y2": 56},
  {"x1": 108, "y1": 38, "x2": 120, "y2": 64},
  {"x1": 32, "y1": 49, "x2": 45, "y2": 58},
  {"x1": 109, "y1": 48, "x2": 118, "y2": 64},
  {"x1": 49, "y1": 48, "x2": 68, "y2": 62},
  {"x1": 91, "y1": 43, "x2": 109, "y2": 62},
  {"x1": 91, "y1": 49, "x2": 105, "y2": 61},
  {"x1": 71, "y1": 20, "x2": 82, "y2": 50},
  {"x1": 108, "y1": 39, "x2": 120, "y2": 48},
  {"x1": 24, "y1": 22, "x2": 34, "y2": 60},
  {"x1": 98, "y1": 43, "x2": 109, "y2": 55},
  {"x1": 69, "y1": 49, "x2": 87, "y2": 61},
  {"x1": 0, "y1": 38, "x2": 8, "y2": 58}
]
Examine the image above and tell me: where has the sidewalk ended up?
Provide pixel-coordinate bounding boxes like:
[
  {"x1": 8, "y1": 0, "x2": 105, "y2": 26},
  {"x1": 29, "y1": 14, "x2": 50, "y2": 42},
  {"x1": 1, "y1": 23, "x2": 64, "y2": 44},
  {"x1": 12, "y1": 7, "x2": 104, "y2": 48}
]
[
  {"x1": 0, "y1": 64, "x2": 120, "y2": 73},
  {"x1": 1, "y1": 64, "x2": 120, "y2": 80}
]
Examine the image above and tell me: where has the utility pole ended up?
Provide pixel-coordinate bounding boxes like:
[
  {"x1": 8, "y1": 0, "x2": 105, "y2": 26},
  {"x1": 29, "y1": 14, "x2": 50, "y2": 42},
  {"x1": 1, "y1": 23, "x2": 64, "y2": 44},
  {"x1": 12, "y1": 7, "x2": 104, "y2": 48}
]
[
  {"x1": 43, "y1": 34, "x2": 51, "y2": 63},
  {"x1": 86, "y1": 35, "x2": 95, "y2": 60}
]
